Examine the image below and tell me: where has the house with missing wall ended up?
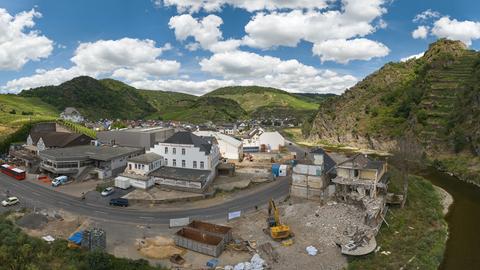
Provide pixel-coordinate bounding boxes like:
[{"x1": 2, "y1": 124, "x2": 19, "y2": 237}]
[
  {"x1": 115, "y1": 152, "x2": 163, "y2": 190},
  {"x1": 332, "y1": 154, "x2": 389, "y2": 226}
]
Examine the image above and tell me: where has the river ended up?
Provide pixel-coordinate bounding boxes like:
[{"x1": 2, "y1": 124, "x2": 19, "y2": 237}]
[{"x1": 419, "y1": 168, "x2": 480, "y2": 269}]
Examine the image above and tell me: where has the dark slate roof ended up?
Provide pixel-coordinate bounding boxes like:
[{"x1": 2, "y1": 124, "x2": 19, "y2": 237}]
[
  {"x1": 128, "y1": 152, "x2": 162, "y2": 164},
  {"x1": 31, "y1": 132, "x2": 92, "y2": 148},
  {"x1": 310, "y1": 148, "x2": 337, "y2": 173},
  {"x1": 337, "y1": 153, "x2": 384, "y2": 171},
  {"x1": 164, "y1": 131, "x2": 213, "y2": 154}
]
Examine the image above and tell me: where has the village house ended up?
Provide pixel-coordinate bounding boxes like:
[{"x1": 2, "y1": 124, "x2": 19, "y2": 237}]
[
  {"x1": 60, "y1": 107, "x2": 84, "y2": 123},
  {"x1": 217, "y1": 123, "x2": 237, "y2": 135},
  {"x1": 193, "y1": 130, "x2": 243, "y2": 161},
  {"x1": 148, "y1": 131, "x2": 220, "y2": 193}
]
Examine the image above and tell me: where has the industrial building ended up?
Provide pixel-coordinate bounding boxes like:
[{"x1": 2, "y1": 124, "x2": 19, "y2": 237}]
[
  {"x1": 39, "y1": 145, "x2": 144, "y2": 180},
  {"x1": 97, "y1": 127, "x2": 175, "y2": 150}
]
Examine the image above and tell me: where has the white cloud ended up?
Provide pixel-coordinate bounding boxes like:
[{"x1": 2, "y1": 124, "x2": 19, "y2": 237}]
[
  {"x1": 240, "y1": 0, "x2": 389, "y2": 62},
  {"x1": 160, "y1": 0, "x2": 329, "y2": 13},
  {"x1": 169, "y1": 14, "x2": 241, "y2": 53},
  {"x1": 0, "y1": 8, "x2": 53, "y2": 70},
  {"x1": 2, "y1": 38, "x2": 180, "y2": 92},
  {"x1": 312, "y1": 38, "x2": 390, "y2": 63},
  {"x1": 412, "y1": 25, "x2": 429, "y2": 39},
  {"x1": 3, "y1": 67, "x2": 82, "y2": 93},
  {"x1": 431, "y1": 17, "x2": 480, "y2": 46},
  {"x1": 400, "y1": 52, "x2": 424, "y2": 62},
  {"x1": 197, "y1": 50, "x2": 357, "y2": 94},
  {"x1": 413, "y1": 9, "x2": 440, "y2": 22},
  {"x1": 131, "y1": 79, "x2": 236, "y2": 95}
]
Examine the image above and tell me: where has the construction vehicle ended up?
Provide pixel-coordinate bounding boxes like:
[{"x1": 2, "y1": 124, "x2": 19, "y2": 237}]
[{"x1": 266, "y1": 199, "x2": 292, "y2": 240}]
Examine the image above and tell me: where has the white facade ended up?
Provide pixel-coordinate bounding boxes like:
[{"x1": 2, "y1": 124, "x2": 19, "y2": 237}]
[
  {"x1": 194, "y1": 131, "x2": 243, "y2": 161},
  {"x1": 60, "y1": 107, "x2": 84, "y2": 123},
  {"x1": 150, "y1": 142, "x2": 220, "y2": 171},
  {"x1": 125, "y1": 159, "x2": 162, "y2": 176}
]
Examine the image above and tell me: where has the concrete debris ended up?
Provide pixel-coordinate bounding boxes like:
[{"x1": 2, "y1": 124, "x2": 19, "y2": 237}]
[
  {"x1": 228, "y1": 253, "x2": 266, "y2": 270},
  {"x1": 380, "y1": 251, "x2": 391, "y2": 256},
  {"x1": 306, "y1": 246, "x2": 318, "y2": 256}
]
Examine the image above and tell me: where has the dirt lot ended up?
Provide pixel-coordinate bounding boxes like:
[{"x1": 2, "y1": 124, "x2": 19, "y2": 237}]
[
  {"x1": 224, "y1": 198, "x2": 370, "y2": 270},
  {"x1": 214, "y1": 167, "x2": 272, "y2": 192}
]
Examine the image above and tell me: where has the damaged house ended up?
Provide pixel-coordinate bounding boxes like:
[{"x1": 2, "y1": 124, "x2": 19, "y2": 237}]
[{"x1": 332, "y1": 154, "x2": 389, "y2": 226}]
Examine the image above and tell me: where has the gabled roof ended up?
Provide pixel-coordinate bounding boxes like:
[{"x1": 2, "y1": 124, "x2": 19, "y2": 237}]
[
  {"x1": 62, "y1": 107, "x2": 81, "y2": 115},
  {"x1": 337, "y1": 153, "x2": 384, "y2": 171},
  {"x1": 164, "y1": 131, "x2": 213, "y2": 154},
  {"x1": 31, "y1": 132, "x2": 92, "y2": 148},
  {"x1": 194, "y1": 131, "x2": 242, "y2": 147},
  {"x1": 310, "y1": 148, "x2": 337, "y2": 173}
]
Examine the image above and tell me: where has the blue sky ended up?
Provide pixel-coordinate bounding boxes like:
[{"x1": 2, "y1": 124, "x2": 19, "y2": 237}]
[{"x1": 0, "y1": 0, "x2": 479, "y2": 95}]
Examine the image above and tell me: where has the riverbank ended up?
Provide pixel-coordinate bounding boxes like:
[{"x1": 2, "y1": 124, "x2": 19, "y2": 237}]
[
  {"x1": 347, "y1": 170, "x2": 447, "y2": 270},
  {"x1": 434, "y1": 185, "x2": 453, "y2": 216}
]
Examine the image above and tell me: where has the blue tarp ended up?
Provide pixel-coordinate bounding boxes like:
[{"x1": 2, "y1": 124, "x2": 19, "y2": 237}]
[{"x1": 68, "y1": 231, "x2": 83, "y2": 245}]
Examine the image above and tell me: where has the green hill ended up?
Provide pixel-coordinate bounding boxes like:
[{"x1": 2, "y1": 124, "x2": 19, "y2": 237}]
[
  {"x1": 205, "y1": 86, "x2": 320, "y2": 120},
  {"x1": 20, "y1": 76, "x2": 156, "y2": 120},
  {"x1": 307, "y1": 39, "x2": 480, "y2": 184}
]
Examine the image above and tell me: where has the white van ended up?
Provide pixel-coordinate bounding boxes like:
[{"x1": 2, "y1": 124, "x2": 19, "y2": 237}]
[{"x1": 52, "y1": 175, "x2": 68, "y2": 187}]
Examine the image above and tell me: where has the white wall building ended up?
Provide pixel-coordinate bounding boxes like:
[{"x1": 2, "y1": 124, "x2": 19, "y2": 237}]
[
  {"x1": 242, "y1": 127, "x2": 285, "y2": 152},
  {"x1": 194, "y1": 131, "x2": 243, "y2": 161},
  {"x1": 148, "y1": 131, "x2": 220, "y2": 193},
  {"x1": 259, "y1": 131, "x2": 285, "y2": 151}
]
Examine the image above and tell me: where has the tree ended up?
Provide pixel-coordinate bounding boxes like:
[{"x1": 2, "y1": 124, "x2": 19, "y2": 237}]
[{"x1": 391, "y1": 134, "x2": 424, "y2": 208}]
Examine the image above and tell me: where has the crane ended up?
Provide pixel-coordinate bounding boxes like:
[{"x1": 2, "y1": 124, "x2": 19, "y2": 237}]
[{"x1": 266, "y1": 199, "x2": 291, "y2": 240}]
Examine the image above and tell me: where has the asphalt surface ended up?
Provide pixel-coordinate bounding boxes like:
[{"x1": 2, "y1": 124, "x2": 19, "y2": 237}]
[{"x1": 0, "y1": 173, "x2": 290, "y2": 224}]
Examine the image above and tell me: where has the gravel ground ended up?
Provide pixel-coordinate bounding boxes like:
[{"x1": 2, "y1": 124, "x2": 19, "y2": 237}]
[{"x1": 16, "y1": 213, "x2": 48, "y2": 230}]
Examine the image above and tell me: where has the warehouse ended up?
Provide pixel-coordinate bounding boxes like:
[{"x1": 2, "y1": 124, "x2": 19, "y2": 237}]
[{"x1": 97, "y1": 127, "x2": 175, "y2": 151}]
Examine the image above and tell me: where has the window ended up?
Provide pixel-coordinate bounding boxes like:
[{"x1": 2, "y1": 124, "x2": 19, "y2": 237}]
[
  {"x1": 182, "y1": 148, "x2": 185, "y2": 155},
  {"x1": 164, "y1": 147, "x2": 168, "y2": 154},
  {"x1": 200, "y1": 161, "x2": 204, "y2": 169},
  {"x1": 135, "y1": 164, "x2": 138, "y2": 169},
  {"x1": 129, "y1": 164, "x2": 132, "y2": 170},
  {"x1": 173, "y1": 148, "x2": 176, "y2": 154},
  {"x1": 173, "y1": 159, "x2": 177, "y2": 167},
  {"x1": 165, "y1": 159, "x2": 168, "y2": 166},
  {"x1": 193, "y1": 161, "x2": 197, "y2": 168},
  {"x1": 142, "y1": 164, "x2": 145, "y2": 170},
  {"x1": 354, "y1": 169, "x2": 359, "y2": 178},
  {"x1": 182, "y1": 160, "x2": 186, "y2": 168}
]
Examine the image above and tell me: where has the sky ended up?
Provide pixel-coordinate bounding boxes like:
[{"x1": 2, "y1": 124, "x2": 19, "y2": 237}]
[{"x1": 0, "y1": 0, "x2": 479, "y2": 95}]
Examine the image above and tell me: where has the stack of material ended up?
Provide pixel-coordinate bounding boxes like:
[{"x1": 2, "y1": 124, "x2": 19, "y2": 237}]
[{"x1": 82, "y1": 228, "x2": 106, "y2": 251}]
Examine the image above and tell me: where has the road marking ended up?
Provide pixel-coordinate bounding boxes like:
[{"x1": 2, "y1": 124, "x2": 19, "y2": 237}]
[
  {"x1": 140, "y1": 216, "x2": 154, "y2": 219},
  {"x1": 32, "y1": 192, "x2": 41, "y2": 196},
  {"x1": 95, "y1": 210, "x2": 107, "y2": 215}
]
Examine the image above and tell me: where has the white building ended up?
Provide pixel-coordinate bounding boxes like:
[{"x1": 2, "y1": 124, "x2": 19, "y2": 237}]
[
  {"x1": 218, "y1": 124, "x2": 237, "y2": 135},
  {"x1": 194, "y1": 131, "x2": 243, "y2": 161},
  {"x1": 242, "y1": 127, "x2": 285, "y2": 152},
  {"x1": 115, "y1": 152, "x2": 163, "y2": 190},
  {"x1": 60, "y1": 107, "x2": 84, "y2": 123},
  {"x1": 149, "y1": 132, "x2": 220, "y2": 193}
]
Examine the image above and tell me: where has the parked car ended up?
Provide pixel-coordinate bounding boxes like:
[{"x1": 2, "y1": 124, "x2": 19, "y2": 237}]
[
  {"x1": 109, "y1": 198, "x2": 129, "y2": 207},
  {"x1": 1, "y1": 196, "x2": 19, "y2": 207},
  {"x1": 52, "y1": 175, "x2": 68, "y2": 187},
  {"x1": 101, "y1": 187, "x2": 115, "y2": 196}
]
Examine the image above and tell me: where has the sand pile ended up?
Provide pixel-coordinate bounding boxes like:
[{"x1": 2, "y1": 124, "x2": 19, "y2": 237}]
[{"x1": 137, "y1": 236, "x2": 185, "y2": 259}]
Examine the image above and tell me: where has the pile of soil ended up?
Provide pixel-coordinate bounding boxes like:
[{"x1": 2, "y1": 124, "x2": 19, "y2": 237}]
[
  {"x1": 137, "y1": 236, "x2": 185, "y2": 259},
  {"x1": 16, "y1": 213, "x2": 49, "y2": 230}
]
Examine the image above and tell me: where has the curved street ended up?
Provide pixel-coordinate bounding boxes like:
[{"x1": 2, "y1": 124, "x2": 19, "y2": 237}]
[{"x1": 0, "y1": 173, "x2": 290, "y2": 224}]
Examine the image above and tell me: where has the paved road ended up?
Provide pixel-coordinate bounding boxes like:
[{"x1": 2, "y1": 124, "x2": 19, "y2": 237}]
[{"x1": 0, "y1": 173, "x2": 289, "y2": 224}]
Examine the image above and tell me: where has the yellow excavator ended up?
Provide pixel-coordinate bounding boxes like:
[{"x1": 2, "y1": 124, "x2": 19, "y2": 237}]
[{"x1": 266, "y1": 199, "x2": 292, "y2": 241}]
